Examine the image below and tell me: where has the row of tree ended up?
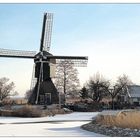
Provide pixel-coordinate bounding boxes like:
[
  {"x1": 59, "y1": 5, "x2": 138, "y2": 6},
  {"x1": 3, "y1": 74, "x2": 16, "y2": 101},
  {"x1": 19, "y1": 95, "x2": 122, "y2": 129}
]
[
  {"x1": 80, "y1": 73, "x2": 133, "y2": 109},
  {"x1": 54, "y1": 60, "x2": 133, "y2": 109},
  {"x1": 0, "y1": 60, "x2": 134, "y2": 110}
]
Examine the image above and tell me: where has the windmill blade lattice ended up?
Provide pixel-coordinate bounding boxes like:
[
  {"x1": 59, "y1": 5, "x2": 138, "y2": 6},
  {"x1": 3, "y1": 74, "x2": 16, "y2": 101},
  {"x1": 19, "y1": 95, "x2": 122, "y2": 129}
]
[
  {"x1": 41, "y1": 13, "x2": 53, "y2": 52},
  {"x1": 56, "y1": 59, "x2": 88, "y2": 67},
  {"x1": 46, "y1": 55, "x2": 88, "y2": 67},
  {"x1": 0, "y1": 48, "x2": 36, "y2": 59}
]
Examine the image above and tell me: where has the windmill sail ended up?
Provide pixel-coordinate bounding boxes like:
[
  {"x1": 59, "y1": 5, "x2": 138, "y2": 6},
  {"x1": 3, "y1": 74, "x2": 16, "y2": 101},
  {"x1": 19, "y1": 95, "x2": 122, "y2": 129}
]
[
  {"x1": 48, "y1": 55, "x2": 88, "y2": 67},
  {"x1": 56, "y1": 59, "x2": 88, "y2": 67},
  {"x1": 0, "y1": 48, "x2": 36, "y2": 59},
  {"x1": 40, "y1": 13, "x2": 53, "y2": 52}
]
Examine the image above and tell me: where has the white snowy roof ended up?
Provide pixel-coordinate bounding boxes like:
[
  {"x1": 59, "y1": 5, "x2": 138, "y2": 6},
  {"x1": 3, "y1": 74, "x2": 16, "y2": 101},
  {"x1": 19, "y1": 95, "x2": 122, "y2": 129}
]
[{"x1": 127, "y1": 85, "x2": 140, "y2": 98}]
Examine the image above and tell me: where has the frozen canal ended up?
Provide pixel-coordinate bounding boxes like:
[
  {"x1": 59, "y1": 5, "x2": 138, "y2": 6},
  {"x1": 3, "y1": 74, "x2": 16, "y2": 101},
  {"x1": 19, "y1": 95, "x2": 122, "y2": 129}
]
[{"x1": 0, "y1": 112, "x2": 105, "y2": 137}]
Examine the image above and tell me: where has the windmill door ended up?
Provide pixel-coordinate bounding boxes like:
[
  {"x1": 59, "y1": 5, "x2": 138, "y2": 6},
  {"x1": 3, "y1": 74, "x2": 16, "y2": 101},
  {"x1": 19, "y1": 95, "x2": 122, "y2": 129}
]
[{"x1": 45, "y1": 93, "x2": 51, "y2": 105}]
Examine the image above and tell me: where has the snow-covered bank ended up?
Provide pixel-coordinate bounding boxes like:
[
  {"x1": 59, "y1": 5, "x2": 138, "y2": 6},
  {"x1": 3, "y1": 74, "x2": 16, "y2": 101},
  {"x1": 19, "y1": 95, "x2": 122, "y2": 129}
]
[
  {"x1": 0, "y1": 112, "x2": 105, "y2": 136},
  {"x1": 82, "y1": 110, "x2": 140, "y2": 137}
]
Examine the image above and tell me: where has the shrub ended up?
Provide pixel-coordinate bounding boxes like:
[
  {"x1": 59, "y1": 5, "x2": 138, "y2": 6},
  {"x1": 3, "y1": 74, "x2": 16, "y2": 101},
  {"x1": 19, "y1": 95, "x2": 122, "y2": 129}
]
[
  {"x1": 13, "y1": 105, "x2": 42, "y2": 117},
  {"x1": 95, "y1": 110, "x2": 140, "y2": 129},
  {"x1": 0, "y1": 110, "x2": 13, "y2": 116},
  {"x1": 0, "y1": 105, "x2": 73, "y2": 117}
]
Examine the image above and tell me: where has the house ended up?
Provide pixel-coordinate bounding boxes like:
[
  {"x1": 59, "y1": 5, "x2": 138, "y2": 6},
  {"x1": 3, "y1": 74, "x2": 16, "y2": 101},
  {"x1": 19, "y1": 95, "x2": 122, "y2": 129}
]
[{"x1": 120, "y1": 85, "x2": 140, "y2": 106}]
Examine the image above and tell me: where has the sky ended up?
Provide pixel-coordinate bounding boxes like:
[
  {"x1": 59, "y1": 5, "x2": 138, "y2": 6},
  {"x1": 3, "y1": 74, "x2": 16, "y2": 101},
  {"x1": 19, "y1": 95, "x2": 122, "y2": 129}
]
[{"x1": 0, "y1": 4, "x2": 140, "y2": 96}]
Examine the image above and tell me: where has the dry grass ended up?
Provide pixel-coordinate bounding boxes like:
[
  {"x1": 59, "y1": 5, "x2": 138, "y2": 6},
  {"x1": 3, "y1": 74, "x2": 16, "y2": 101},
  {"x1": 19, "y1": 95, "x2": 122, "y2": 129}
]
[
  {"x1": 0, "y1": 110, "x2": 13, "y2": 116},
  {"x1": 14, "y1": 105, "x2": 42, "y2": 117},
  {"x1": 0, "y1": 105, "x2": 42, "y2": 117},
  {"x1": 95, "y1": 110, "x2": 140, "y2": 129},
  {"x1": 0, "y1": 105, "x2": 72, "y2": 118}
]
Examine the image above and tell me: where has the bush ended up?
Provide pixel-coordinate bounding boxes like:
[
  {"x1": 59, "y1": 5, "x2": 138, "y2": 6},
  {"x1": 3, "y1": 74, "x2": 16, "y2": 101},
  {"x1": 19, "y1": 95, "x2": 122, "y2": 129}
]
[
  {"x1": 0, "y1": 105, "x2": 42, "y2": 117},
  {"x1": 13, "y1": 105, "x2": 42, "y2": 117},
  {"x1": 95, "y1": 110, "x2": 140, "y2": 129},
  {"x1": 0, "y1": 105, "x2": 73, "y2": 117},
  {"x1": 0, "y1": 110, "x2": 13, "y2": 116}
]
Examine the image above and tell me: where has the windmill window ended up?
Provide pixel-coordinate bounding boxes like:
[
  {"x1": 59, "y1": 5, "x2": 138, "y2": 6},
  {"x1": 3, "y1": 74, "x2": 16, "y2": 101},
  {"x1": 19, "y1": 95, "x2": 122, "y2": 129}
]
[
  {"x1": 45, "y1": 93, "x2": 51, "y2": 105},
  {"x1": 40, "y1": 95, "x2": 44, "y2": 104}
]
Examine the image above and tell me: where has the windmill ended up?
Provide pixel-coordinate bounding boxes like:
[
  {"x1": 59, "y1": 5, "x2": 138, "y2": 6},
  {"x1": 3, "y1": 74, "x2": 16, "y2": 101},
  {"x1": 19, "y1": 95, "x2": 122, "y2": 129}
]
[{"x1": 0, "y1": 13, "x2": 88, "y2": 105}]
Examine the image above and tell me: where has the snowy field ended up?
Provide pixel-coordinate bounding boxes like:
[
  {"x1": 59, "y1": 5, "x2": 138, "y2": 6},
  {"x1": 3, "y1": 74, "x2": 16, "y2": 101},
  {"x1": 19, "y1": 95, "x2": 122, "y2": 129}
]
[{"x1": 0, "y1": 112, "x2": 105, "y2": 137}]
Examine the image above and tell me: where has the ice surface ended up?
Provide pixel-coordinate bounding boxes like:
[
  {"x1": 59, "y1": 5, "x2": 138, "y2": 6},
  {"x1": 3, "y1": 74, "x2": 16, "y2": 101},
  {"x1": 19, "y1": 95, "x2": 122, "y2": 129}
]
[
  {"x1": 0, "y1": 112, "x2": 105, "y2": 137},
  {"x1": 0, "y1": 112, "x2": 99, "y2": 123}
]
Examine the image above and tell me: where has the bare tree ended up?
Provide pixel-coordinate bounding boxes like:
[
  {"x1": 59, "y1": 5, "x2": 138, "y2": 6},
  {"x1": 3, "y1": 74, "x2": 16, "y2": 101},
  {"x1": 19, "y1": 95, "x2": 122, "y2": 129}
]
[
  {"x1": 0, "y1": 77, "x2": 18, "y2": 102},
  {"x1": 116, "y1": 74, "x2": 133, "y2": 87},
  {"x1": 116, "y1": 74, "x2": 133, "y2": 104},
  {"x1": 107, "y1": 84, "x2": 125, "y2": 109},
  {"x1": 105, "y1": 74, "x2": 132, "y2": 109},
  {"x1": 87, "y1": 73, "x2": 110, "y2": 103},
  {"x1": 54, "y1": 60, "x2": 80, "y2": 101}
]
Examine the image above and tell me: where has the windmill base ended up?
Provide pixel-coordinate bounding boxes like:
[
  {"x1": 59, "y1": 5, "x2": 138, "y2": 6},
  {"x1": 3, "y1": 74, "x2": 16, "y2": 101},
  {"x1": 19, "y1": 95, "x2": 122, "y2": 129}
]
[{"x1": 28, "y1": 79, "x2": 59, "y2": 105}]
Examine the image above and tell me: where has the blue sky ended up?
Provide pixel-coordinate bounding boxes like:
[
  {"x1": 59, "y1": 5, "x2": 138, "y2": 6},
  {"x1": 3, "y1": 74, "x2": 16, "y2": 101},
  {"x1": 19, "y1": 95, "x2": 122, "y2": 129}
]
[{"x1": 0, "y1": 4, "x2": 140, "y2": 96}]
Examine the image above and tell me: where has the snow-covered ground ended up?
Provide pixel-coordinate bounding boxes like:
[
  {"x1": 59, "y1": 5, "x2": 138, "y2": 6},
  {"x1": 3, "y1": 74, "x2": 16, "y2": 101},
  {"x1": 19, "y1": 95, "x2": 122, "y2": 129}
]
[
  {"x1": 0, "y1": 112, "x2": 105, "y2": 137},
  {"x1": 99, "y1": 110, "x2": 122, "y2": 116}
]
